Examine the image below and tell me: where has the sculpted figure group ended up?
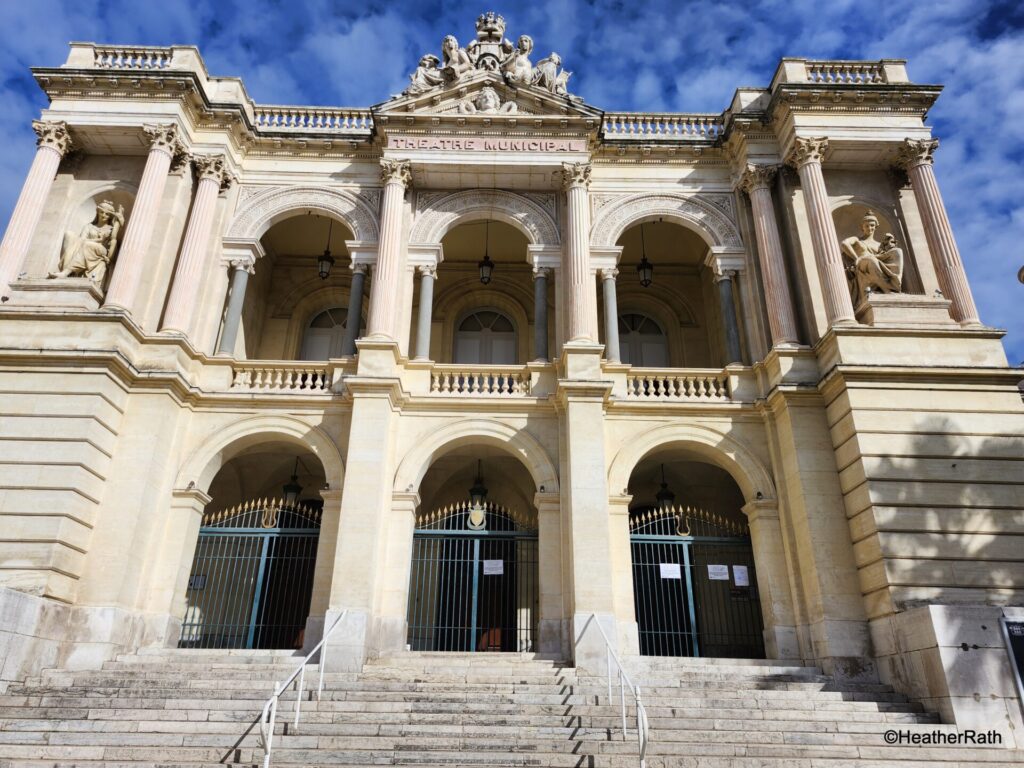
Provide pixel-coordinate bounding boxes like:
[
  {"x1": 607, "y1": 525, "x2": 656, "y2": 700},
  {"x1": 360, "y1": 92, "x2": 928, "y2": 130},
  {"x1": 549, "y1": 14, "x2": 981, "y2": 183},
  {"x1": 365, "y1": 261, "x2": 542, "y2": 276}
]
[
  {"x1": 48, "y1": 199, "x2": 126, "y2": 288},
  {"x1": 840, "y1": 211, "x2": 904, "y2": 305},
  {"x1": 402, "y1": 12, "x2": 572, "y2": 98}
]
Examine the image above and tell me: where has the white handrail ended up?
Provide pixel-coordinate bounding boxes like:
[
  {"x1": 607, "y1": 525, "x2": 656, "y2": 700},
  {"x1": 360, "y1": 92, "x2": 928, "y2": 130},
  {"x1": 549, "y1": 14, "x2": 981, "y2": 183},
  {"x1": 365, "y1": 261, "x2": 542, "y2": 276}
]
[
  {"x1": 258, "y1": 610, "x2": 348, "y2": 768},
  {"x1": 582, "y1": 614, "x2": 649, "y2": 766}
]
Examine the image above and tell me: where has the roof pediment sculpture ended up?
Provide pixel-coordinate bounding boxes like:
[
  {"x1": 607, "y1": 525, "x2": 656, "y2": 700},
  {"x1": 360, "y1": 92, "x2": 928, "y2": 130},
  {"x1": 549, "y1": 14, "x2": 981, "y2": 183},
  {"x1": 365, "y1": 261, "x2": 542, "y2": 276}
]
[
  {"x1": 399, "y1": 11, "x2": 574, "y2": 98},
  {"x1": 840, "y1": 211, "x2": 904, "y2": 306},
  {"x1": 458, "y1": 86, "x2": 517, "y2": 114},
  {"x1": 48, "y1": 199, "x2": 125, "y2": 289}
]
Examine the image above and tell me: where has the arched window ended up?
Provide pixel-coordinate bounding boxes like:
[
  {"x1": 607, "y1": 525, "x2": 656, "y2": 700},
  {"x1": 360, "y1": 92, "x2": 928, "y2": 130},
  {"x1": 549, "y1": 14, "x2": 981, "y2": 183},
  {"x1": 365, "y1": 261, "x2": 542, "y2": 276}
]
[
  {"x1": 619, "y1": 312, "x2": 669, "y2": 367},
  {"x1": 455, "y1": 309, "x2": 516, "y2": 364},
  {"x1": 300, "y1": 307, "x2": 349, "y2": 360}
]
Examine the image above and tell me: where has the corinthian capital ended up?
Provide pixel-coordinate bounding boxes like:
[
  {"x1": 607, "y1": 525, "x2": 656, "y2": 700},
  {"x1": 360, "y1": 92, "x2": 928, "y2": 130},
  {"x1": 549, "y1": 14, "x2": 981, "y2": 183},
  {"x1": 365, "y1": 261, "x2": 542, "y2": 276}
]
[
  {"x1": 143, "y1": 123, "x2": 185, "y2": 155},
  {"x1": 787, "y1": 137, "x2": 829, "y2": 168},
  {"x1": 32, "y1": 120, "x2": 72, "y2": 156},
  {"x1": 737, "y1": 163, "x2": 778, "y2": 194},
  {"x1": 193, "y1": 154, "x2": 235, "y2": 190},
  {"x1": 228, "y1": 256, "x2": 256, "y2": 275},
  {"x1": 896, "y1": 138, "x2": 939, "y2": 170},
  {"x1": 560, "y1": 162, "x2": 592, "y2": 190},
  {"x1": 380, "y1": 158, "x2": 412, "y2": 187}
]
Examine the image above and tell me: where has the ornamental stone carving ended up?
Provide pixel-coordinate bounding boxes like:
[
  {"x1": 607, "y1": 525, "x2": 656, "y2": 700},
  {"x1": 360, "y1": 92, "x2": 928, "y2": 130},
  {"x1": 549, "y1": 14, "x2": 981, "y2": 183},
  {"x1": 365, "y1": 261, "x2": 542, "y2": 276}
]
[
  {"x1": 143, "y1": 123, "x2": 185, "y2": 156},
  {"x1": 32, "y1": 120, "x2": 72, "y2": 156},
  {"x1": 896, "y1": 138, "x2": 939, "y2": 169},
  {"x1": 787, "y1": 137, "x2": 829, "y2": 167},
  {"x1": 380, "y1": 158, "x2": 412, "y2": 187},
  {"x1": 533, "y1": 53, "x2": 571, "y2": 96},
  {"x1": 738, "y1": 164, "x2": 778, "y2": 194},
  {"x1": 840, "y1": 210, "x2": 904, "y2": 305},
  {"x1": 458, "y1": 86, "x2": 517, "y2": 114},
  {"x1": 590, "y1": 193, "x2": 744, "y2": 250},
  {"x1": 560, "y1": 162, "x2": 592, "y2": 190},
  {"x1": 405, "y1": 54, "x2": 445, "y2": 95},
  {"x1": 48, "y1": 199, "x2": 126, "y2": 286},
  {"x1": 226, "y1": 185, "x2": 380, "y2": 242},
  {"x1": 193, "y1": 154, "x2": 235, "y2": 190},
  {"x1": 410, "y1": 189, "x2": 560, "y2": 246}
]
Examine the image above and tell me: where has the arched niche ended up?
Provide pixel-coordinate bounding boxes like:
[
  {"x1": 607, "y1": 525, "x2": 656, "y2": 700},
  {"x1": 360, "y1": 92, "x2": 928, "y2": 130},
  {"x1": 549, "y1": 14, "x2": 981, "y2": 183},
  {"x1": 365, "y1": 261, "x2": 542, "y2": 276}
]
[
  {"x1": 591, "y1": 193, "x2": 743, "y2": 251},
  {"x1": 410, "y1": 189, "x2": 560, "y2": 248},
  {"x1": 226, "y1": 185, "x2": 379, "y2": 244}
]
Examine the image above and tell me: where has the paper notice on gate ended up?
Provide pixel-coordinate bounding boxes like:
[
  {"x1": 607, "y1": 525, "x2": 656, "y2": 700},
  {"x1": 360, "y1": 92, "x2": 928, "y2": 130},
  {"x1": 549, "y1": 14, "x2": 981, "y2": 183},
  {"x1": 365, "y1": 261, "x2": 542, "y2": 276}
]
[
  {"x1": 659, "y1": 563, "x2": 681, "y2": 579},
  {"x1": 733, "y1": 565, "x2": 750, "y2": 586},
  {"x1": 707, "y1": 564, "x2": 730, "y2": 580},
  {"x1": 483, "y1": 559, "x2": 504, "y2": 575}
]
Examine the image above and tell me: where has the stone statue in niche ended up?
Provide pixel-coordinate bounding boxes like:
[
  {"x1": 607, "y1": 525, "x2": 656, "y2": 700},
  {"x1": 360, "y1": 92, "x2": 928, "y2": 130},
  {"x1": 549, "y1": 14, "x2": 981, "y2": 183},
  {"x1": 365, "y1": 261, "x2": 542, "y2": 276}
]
[
  {"x1": 405, "y1": 54, "x2": 444, "y2": 95},
  {"x1": 441, "y1": 35, "x2": 474, "y2": 83},
  {"x1": 458, "y1": 86, "x2": 518, "y2": 114},
  {"x1": 48, "y1": 199, "x2": 126, "y2": 286},
  {"x1": 502, "y1": 35, "x2": 535, "y2": 86},
  {"x1": 532, "y1": 52, "x2": 572, "y2": 95},
  {"x1": 840, "y1": 211, "x2": 904, "y2": 305}
]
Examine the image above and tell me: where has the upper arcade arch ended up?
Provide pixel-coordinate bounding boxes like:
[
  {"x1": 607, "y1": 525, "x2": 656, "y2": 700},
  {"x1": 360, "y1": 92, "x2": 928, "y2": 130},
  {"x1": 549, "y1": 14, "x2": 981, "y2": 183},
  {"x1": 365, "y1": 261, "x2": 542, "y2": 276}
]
[
  {"x1": 591, "y1": 193, "x2": 744, "y2": 251},
  {"x1": 226, "y1": 185, "x2": 380, "y2": 243},
  {"x1": 410, "y1": 189, "x2": 560, "y2": 248}
]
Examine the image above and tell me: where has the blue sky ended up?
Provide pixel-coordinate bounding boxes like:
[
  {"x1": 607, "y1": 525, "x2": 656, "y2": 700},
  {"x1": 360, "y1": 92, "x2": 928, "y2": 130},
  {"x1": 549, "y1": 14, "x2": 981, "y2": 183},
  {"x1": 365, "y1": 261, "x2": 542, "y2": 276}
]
[{"x1": 0, "y1": 0, "x2": 1021, "y2": 361}]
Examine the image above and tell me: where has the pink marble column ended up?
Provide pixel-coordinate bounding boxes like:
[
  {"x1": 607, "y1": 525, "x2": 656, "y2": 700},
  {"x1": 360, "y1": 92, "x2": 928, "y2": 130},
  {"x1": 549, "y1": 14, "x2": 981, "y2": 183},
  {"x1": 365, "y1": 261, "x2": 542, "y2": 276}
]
[
  {"x1": 365, "y1": 159, "x2": 410, "y2": 340},
  {"x1": 103, "y1": 124, "x2": 184, "y2": 314},
  {"x1": 161, "y1": 154, "x2": 234, "y2": 336},
  {"x1": 738, "y1": 164, "x2": 800, "y2": 346},
  {"x1": 0, "y1": 120, "x2": 72, "y2": 298},
  {"x1": 787, "y1": 137, "x2": 856, "y2": 327},
  {"x1": 561, "y1": 162, "x2": 598, "y2": 342},
  {"x1": 897, "y1": 138, "x2": 980, "y2": 325}
]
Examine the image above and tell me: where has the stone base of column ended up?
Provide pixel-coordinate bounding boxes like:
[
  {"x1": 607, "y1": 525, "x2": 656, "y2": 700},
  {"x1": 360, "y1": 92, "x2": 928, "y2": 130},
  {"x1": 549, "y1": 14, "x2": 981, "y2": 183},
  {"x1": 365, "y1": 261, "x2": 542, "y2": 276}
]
[
  {"x1": 320, "y1": 608, "x2": 371, "y2": 673},
  {"x1": 854, "y1": 292, "x2": 957, "y2": 328},
  {"x1": 559, "y1": 341, "x2": 604, "y2": 380},
  {"x1": 572, "y1": 611, "x2": 620, "y2": 674},
  {"x1": 5, "y1": 278, "x2": 103, "y2": 310},
  {"x1": 538, "y1": 618, "x2": 571, "y2": 658},
  {"x1": 354, "y1": 337, "x2": 403, "y2": 377}
]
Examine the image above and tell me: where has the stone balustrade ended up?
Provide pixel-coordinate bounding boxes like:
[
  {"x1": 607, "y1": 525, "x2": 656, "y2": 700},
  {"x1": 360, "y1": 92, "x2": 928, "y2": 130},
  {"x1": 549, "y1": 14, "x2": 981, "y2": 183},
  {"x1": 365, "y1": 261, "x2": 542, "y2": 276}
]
[
  {"x1": 253, "y1": 106, "x2": 374, "y2": 134},
  {"x1": 805, "y1": 61, "x2": 885, "y2": 84},
  {"x1": 230, "y1": 362, "x2": 332, "y2": 393},
  {"x1": 429, "y1": 365, "x2": 533, "y2": 396},
  {"x1": 93, "y1": 46, "x2": 174, "y2": 69},
  {"x1": 623, "y1": 369, "x2": 731, "y2": 401},
  {"x1": 603, "y1": 112, "x2": 723, "y2": 140}
]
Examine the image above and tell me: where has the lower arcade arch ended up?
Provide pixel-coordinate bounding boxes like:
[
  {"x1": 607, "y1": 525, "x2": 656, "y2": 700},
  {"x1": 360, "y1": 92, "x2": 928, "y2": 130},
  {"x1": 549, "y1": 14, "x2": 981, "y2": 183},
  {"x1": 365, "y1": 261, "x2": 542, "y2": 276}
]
[
  {"x1": 626, "y1": 449, "x2": 765, "y2": 659},
  {"x1": 178, "y1": 439, "x2": 328, "y2": 650},
  {"x1": 405, "y1": 444, "x2": 541, "y2": 652}
]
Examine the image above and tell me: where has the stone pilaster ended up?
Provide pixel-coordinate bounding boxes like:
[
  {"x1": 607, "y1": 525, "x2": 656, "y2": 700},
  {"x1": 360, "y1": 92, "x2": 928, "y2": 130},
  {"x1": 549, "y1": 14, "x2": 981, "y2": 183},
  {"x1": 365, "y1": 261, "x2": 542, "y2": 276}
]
[
  {"x1": 738, "y1": 164, "x2": 800, "y2": 346},
  {"x1": 104, "y1": 124, "x2": 185, "y2": 314},
  {"x1": 161, "y1": 154, "x2": 234, "y2": 336},
  {"x1": 896, "y1": 138, "x2": 980, "y2": 325},
  {"x1": 787, "y1": 138, "x2": 857, "y2": 327},
  {"x1": 0, "y1": 120, "x2": 72, "y2": 298},
  {"x1": 536, "y1": 492, "x2": 567, "y2": 657},
  {"x1": 366, "y1": 159, "x2": 411, "y2": 340},
  {"x1": 561, "y1": 162, "x2": 598, "y2": 343}
]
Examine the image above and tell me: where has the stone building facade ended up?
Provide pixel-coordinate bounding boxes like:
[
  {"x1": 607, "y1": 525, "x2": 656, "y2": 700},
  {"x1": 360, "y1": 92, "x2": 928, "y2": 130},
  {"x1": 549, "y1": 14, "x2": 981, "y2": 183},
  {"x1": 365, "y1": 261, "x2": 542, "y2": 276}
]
[{"x1": 0, "y1": 16, "x2": 1022, "y2": 744}]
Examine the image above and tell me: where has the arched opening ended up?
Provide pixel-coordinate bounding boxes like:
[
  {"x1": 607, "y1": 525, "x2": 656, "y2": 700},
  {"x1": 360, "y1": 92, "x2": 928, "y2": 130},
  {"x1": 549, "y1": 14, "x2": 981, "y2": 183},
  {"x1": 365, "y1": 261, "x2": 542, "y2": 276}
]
[
  {"x1": 454, "y1": 308, "x2": 517, "y2": 364},
  {"x1": 178, "y1": 441, "x2": 327, "y2": 649},
  {"x1": 232, "y1": 212, "x2": 359, "y2": 360},
  {"x1": 626, "y1": 449, "x2": 765, "y2": 658},
  {"x1": 610, "y1": 220, "x2": 718, "y2": 367},
  {"x1": 406, "y1": 444, "x2": 539, "y2": 652}
]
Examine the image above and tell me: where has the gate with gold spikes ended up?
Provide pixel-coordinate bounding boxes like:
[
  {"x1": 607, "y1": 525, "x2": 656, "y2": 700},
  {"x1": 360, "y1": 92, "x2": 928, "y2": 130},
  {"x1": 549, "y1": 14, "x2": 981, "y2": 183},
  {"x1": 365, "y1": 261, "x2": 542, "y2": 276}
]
[
  {"x1": 407, "y1": 501, "x2": 539, "y2": 653},
  {"x1": 178, "y1": 497, "x2": 321, "y2": 650},
  {"x1": 630, "y1": 504, "x2": 764, "y2": 658}
]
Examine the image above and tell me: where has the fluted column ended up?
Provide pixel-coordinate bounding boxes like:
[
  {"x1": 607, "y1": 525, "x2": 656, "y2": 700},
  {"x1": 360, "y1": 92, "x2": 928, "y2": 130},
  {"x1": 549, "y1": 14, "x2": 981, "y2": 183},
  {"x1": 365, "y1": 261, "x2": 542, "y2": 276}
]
[
  {"x1": 413, "y1": 265, "x2": 436, "y2": 360},
  {"x1": 897, "y1": 138, "x2": 980, "y2": 325},
  {"x1": 561, "y1": 162, "x2": 598, "y2": 342},
  {"x1": 340, "y1": 264, "x2": 367, "y2": 357},
  {"x1": 533, "y1": 266, "x2": 550, "y2": 361},
  {"x1": 104, "y1": 124, "x2": 184, "y2": 313},
  {"x1": 161, "y1": 154, "x2": 234, "y2": 336},
  {"x1": 738, "y1": 164, "x2": 800, "y2": 346},
  {"x1": 216, "y1": 257, "x2": 254, "y2": 356},
  {"x1": 0, "y1": 120, "x2": 72, "y2": 298},
  {"x1": 366, "y1": 159, "x2": 411, "y2": 340},
  {"x1": 787, "y1": 137, "x2": 856, "y2": 326},
  {"x1": 715, "y1": 269, "x2": 743, "y2": 364},
  {"x1": 600, "y1": 268, "x2": 621, "y2": 362}
]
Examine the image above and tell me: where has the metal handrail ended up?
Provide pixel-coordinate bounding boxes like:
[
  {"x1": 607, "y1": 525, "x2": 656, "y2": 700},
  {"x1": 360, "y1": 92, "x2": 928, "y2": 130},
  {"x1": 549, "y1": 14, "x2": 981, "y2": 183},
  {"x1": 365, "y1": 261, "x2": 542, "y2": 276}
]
[
  {"x1": 582, "y1": 614, "x2": 649, "y2": 766},
  {"x1": 258, "y1": 610, "x2": 348, "y2": 768}
]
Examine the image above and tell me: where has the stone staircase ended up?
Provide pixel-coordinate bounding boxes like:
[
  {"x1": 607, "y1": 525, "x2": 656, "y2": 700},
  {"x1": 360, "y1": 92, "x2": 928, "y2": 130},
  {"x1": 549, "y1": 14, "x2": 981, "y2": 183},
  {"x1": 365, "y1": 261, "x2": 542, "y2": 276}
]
[{"x1": 0, "y1": 649, "x2": 1019, "y2": 767}]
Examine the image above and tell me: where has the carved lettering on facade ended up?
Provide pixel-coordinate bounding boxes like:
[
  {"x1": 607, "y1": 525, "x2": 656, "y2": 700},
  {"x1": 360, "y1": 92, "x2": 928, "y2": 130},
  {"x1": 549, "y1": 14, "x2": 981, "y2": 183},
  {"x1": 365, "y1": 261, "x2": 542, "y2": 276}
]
[{"x1": 387, "y1": 135, "x2": 586, "y2": 153}]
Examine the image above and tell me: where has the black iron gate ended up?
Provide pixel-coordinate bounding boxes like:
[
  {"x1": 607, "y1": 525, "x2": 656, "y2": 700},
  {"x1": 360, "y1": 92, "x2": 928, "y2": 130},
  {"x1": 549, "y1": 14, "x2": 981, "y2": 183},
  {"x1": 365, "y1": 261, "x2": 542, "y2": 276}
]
[
  {"x1": 179, "y1": 498, "x2": 321, "y2": 650},
  {"x1": 630, "y1": 505, "x2": 764, "y2": 658},
  {"x1": 407, "y1": 501, "x2": 539, "y2": 652}
]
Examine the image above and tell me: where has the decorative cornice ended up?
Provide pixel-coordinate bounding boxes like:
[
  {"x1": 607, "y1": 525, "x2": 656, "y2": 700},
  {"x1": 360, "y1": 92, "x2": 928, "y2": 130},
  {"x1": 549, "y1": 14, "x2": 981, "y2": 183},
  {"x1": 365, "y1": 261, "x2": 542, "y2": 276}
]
[
  {"x1": 192, "y1": 153, "x2": 235, "y2": 190},
  {"x1": 896, "y1": 137, "x2": 938, "y2": 170},
  {"x1": 787, "y1": 136, "x2": 829, "y2": 168},
  {"x1": 32, "y1": 120, "x2": 72, "y2": 156},
  {"x1": 560, "y1": 161, "x2": 592, "y2": 190},
  {"x1": 380, "y1": 158, "x2": 412, "y2": 187},
  {"x1": 737, "y1": 163, "x2": 778, "y2": 194}
]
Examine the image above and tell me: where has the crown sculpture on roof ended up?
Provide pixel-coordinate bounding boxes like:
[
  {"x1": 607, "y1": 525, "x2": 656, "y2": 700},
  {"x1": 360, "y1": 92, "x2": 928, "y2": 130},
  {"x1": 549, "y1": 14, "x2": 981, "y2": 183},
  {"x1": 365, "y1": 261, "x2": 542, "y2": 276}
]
[{"x1": 401, "y1": 11, "x2": 573, "y2": 98}]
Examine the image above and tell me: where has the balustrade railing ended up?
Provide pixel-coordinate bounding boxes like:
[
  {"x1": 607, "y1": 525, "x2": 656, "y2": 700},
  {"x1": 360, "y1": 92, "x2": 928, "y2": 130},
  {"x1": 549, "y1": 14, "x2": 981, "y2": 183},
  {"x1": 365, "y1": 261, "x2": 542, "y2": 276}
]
[
  {"x1": 230, "y1": 363, "x2": 331, "y2": 393},
  {"x1": 429, "y1": 365, "x2": 532, "y2": 396},
  {"x1": 93, "y1": 45, "x2": 173, "y2": 69},
  {"x1": 805, "y1": 61, "x2": 885, "y2": 84},
  {"x1": 603, "y1": 112, "x2": 723, "y2": 140},
  {"x1": 624, "y1": 369, "x2": 730, "y2": 401},
  {"x1": 253, "y1": 106, "x2": 374, "y2": 134}
]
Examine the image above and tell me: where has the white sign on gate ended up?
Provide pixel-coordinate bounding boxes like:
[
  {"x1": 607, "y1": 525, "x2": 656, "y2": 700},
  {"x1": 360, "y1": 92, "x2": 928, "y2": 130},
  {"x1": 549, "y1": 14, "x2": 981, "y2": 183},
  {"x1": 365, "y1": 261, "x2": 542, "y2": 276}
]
[
  {"x1": 733, "y1": 565, "x2": 750, "y2": 587},
  {"x1": 659, "y1": 563, "x2": 681, "y2": 579},
  {"x1": 483, "y1": 559, "x2": 504, "y2": 575},
  {"x1": 707, "y1": 564, "x2": 730, "y2": 580}
]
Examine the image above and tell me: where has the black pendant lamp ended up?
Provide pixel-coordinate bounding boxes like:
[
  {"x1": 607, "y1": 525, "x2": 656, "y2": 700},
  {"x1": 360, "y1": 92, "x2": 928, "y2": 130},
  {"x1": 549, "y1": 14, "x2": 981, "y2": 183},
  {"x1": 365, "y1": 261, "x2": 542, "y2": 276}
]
[
  {"x1": 318, "y1": 217, "x2": 335, "y2": 280},
  {"x1": 469, "y1": 459, "x2": 489, "y2": 510},
  {"x1": 637, "y1": 221, "x2": 653, "y2": 288},
  {"x1": 478, "y1": 219, "x2": 494, "y2": 284},
  {"x1": 655, "y1": 463, "x2": 675, "y2": 511},
  {"x1": 282, "y1": 457, "x2": 303, "y2": 506}
]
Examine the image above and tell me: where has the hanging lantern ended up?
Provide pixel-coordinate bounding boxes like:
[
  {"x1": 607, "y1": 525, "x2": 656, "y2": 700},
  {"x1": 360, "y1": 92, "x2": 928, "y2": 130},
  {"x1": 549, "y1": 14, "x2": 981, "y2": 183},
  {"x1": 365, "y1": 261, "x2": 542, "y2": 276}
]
[
  {"x1": 478, "y1": 219, "x2": 494, "y2": 284},
  {"x1": 282, "y1": 457, "x2": 303, "y2": 506},
  {"x1": 636, "y1": 221, "x2": 653, "y2": 288},
  {"x1": 318, "y1": 218, "x2": 335, "y2": 280},
  {"x1": 469, "y1": 459, "x2": 489, "y2": 510},
  {"x1": 655, "y1": 463, "x2": 675, "y2": 510}
]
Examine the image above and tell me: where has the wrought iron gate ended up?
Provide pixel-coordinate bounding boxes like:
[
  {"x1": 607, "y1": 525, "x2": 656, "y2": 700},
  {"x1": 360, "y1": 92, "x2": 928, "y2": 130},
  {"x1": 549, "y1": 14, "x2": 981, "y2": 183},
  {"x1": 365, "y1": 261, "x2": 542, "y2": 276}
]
[
  {"x1": 630, "y1": 505, "x2": 764, "y2": 658},
  {"x1": 407, "y1": 501, "x2": 539, "y2": 652},
  {"x1": 179, "y1": 498, "x2": 321, "y2": 650}
]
